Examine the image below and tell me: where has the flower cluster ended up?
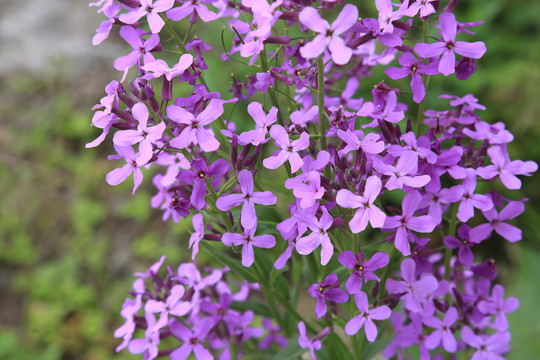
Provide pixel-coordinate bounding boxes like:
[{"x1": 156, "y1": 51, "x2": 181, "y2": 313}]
[
  {"x1": 115, "y1": 256, "x2": 275, "y2": 359},
  {"x1": 89, "y1": 0, "x2": 536, "y2": 358}
]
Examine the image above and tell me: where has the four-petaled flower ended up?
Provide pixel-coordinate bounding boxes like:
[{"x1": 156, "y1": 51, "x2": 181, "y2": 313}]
[
  {"x1": 216, "y1": 169, "x2": 277, "y2": 229},
  {"x1": 415, "y1": 12, "x2": 487, "y2": 76},
  {"x1": 344, "y1": 291, "x2": 391, "y2": 341},
  {"x1": 298, "y1": 5, "x2": 359, "y2": 65}
]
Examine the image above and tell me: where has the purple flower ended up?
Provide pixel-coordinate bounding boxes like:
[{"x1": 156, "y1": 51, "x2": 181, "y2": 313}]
[
  {"x1": 259, "y1": 318, "x2": 287, "y2": 349},
  {"x1": 424, "y1": 307, "x2": 459, "y2": 352},
  {"x1": 177, "y1": 158, "x2": 230, "y2": 210},
  {"x1": 145, "y1": 284, "x2": 191, "y2": 330},
  {"x1": 222, "y1": 224, "x2": 276, "y2": 267},
  {"x1": 128, "y1": 313, "x2": 160, "y2": 359},
  {"x1": 170, "y1": 317, "x2": 215, "y2": 360},
  {"x1": 373, "y1": 152, "x2": 431, "y2": 191},
  {"x1": 189, "y1": 213, "x2": 205, "y2": 259},
  {"x1": 364, "y1": 91, "x2": 405, "y2": 127},
  {"x1": 478, "y1": 284, "x2": 519, "y2": 331},
  {"x1": 298, "y1": 5, "x2": 358, "y2": 65},
  {"x1": 344, "y1": 291, "x2": 391, "y2": 342},
  {"x1": 238, "y1": 102, "x2": 277, "y2": 146},
  {"x1": 461, "y1": 326, "x2": 510, "y2": 360},
  {"x1": 336, "y1": 129, "x2": 385, "y2": 158},
  {"x1": 166, "y1": 0, "x2": 217, "y2": 24},
  {"x1": 383, "y1": 191, "x2": 437, "y2": 256},
  {"x1": 263, "y1": 125, "x2": 310, "y2": 173},
  {"x1": 386, "y1": 258, "x2": 438, "y2": 313},
  {"x1": 336, "y1": 176, "x2": 386, "y2": 233},
  {"x1": 469, "y1": 201, "x2": 525, "y2": 243},
  {"x1": 167, "y1": 99, "x2": 225, "y2": 152},
  {"x1": 119, "y1": 0, "x2": 175, "y2": 34},
  {"x1": 297, "y1": 321, "x2": 327, "y2": 360},
  {"x1": 385, "y1": 52, "x2": 439, "y2": 103},
  {"x1": 338, "y1": 251, "x2": 389, "y2": 294},
  {"x1": 113, "y1": 26, "x2": 160, "y2": 81},
  {"x1": 443, "y1": 225, "x2": 481, "y2": 266},
  {"x1": 477, "y1": 146, "x2": 538, "y2": 190},
  {"x1": 113, "y1": 102, "x2": 166, "y2": 166},
  {"x1": 216, "y1": 169, "x2": 277, "y2": 229},
  {"x1": 289, "y1": 171, "x2": 325, "y2": 209},
  {"x1": 294, "y1": 206, "x2": 334, "y2": 265},
  {"x1": 106, "y1": 145, "x2": 144, "y2": 194},
  {"x1": 141, "y1": 54, "x2": 194, "y2": 81},
  {"x1": 415, "y1": 12, "x2": 487, "y2": 76},
  {"x1": 308, "y1": 273, "x2": 349, "y2": 318},
  {"x1": 454, "y1": 168, "x2": 493, "y2": 222}
]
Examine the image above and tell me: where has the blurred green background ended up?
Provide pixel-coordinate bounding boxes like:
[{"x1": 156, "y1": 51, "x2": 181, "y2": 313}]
[{"x1": 0, "y1": 0, "x2": 539, "y2": 359}]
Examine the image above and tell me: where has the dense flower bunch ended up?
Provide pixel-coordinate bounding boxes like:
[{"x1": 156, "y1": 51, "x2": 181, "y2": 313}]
[{"x1": 89, "y1": 0, "x2": 537, "y2": 358}]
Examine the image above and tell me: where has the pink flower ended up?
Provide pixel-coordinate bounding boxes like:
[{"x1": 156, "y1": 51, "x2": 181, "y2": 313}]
[{"x1": 298, "y1": 5, "x2": 358, "y2": 65}]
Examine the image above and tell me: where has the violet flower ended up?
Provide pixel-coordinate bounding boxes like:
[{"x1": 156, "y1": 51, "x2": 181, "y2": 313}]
[
  {"x1": 386, "y1": 258, "x2": 438, "y2": 313},
  {"x1": 113, "y1": 102, "x2": 166, "y2": 166},
  {"x1": 469, "y1": 200, "x2": 525, "y2": 243},
  {"x1": 297, "y1": 321, "x2": 328, "y2": 360},
  {"x1": 113, "y1": 26, "x2": 160, "y2": 81},
  {"x1": 308, "y1": 273, "x2": 349, "y2": 319},
  {"x1": 298, "y1": 4, "x2": 358, "y2": 65},
  {"x1": 216, "y1": 169, "x2": 277, "y2": 229},
  {"x1": 443, "y1": 224, "x2": 481, "y2": 266},
  {"x1": 145, "y1": 284, "x2": 191, "y2": 330},
  {"x1": 454, "y1": 168, "x2": 493, "y2": 222},
  {"x1": 189, "y1": 213, "x2": 205, "y2": 259},
  {"x1": 424, "y1": 307, "x2": 459, "y2": 353},
  {"x1": 119, "y1": 0, "x2": 175, "y2": 34},
  {"x1": 167, "y1": 99, "x2": 226, "y2": 152},
  {"x1": 238, "y1": 102, "x2": 277, "y2": 146},
  {"x1": 336, "y1": 129, "x2": 385, "y2": 158},
  {"x1": 478, "y1": 284, "x2": 519, "y2": 331},
  {"x1": 221, "y1": 225, "x2": 276, "y2": 267},
  {"x1": 338, "y1": 251, "x2": 389, "y2": 294},
  {"x1": 263, "y1": 125, "x2": 310, "y2": 173},
  {"x1": 106, "y1": 145, "x2": 144, "y2": 194},
  {"x1": 344, "y1": 291, "x2": 391, "y2": 341},
  {"x1": 176, "y1": 158, "x2": 229, "y2": 210},
  {"x1": 170, "y1": 317, "x2": 215, "y2": 360},
  {"x1": 415, "y1": 12, "x2": 487, "y2": 76},
  {"x1": 461, "y1": 326, "x2": 510, "y2": 359},
  {"x1": 383, "y1": 191, "x2": 437, "y2": 256},
  {"x1": 259, "y1": 318, "x2": 287, "y2": 349},
  {"x1": 373, "y1": 152, "x2": 431, "y2": 191},
  {"x1": 385, "y1": 52, "x2": 439, "y2": 103},
  {"x1": 477, "y1": 145, "x2": 538, "y2": 190},
  {"x1": 336, "y1": 175, "x2": 386, "y2": 233},
  {"x1": 294, "y1": 206, "x2": 334, "y2": 265},
  {"x1": 166, "y1": 0, "x2": 217, "y2": 24}
]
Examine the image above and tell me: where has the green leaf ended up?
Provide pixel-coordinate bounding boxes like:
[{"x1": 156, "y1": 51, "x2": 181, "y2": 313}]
[
  {"x1": 326, "y1": 333, "x2": 354, "y2": 360},
  {"x1": 230, "y1": 301, "x2": 272, "y2": 318},
  {"x1": 271, "y1": 340, "x2": 305, "y2": 360},
  {"x1": 200, "y1": 241, "x2": 257, "y2": 282}
]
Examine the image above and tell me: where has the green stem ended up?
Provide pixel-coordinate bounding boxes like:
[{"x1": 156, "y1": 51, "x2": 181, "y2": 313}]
[
  {"x1": 445, "y1": 204, "x2": 459, "y2": 281},
  {"x1": 163, "y1": 18, "x2": 187, "y2": 53},
  {"x1": 376, "y1": 246, "x2": 399, "y2": 302},
  {"x1": 260, "y1": 51, "x2": 286, "y2": 126},
  {"x1": 317, "y1": 56, "x2": 327, "y2": 152},
  {"x1": 415, "y1": 19, "x2": 431, "y2": 135},
  {"x1": 253, "y1": 263, "x2": 288, "y2": 335},
  {"x1": 205, "y1": 177, "x2": 233, "y2": 231}
]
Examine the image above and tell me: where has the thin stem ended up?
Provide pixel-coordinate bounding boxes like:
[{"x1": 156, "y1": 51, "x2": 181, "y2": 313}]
[
  {"x1": 317, "y1": 56, "x2": 327, "y2": 152},
  {"x1": 260, "y1": 51, "x2": 286, "y2": 126},
  {"x1": 415, "y1": 19, "x2": 430, "y2": 135}
]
